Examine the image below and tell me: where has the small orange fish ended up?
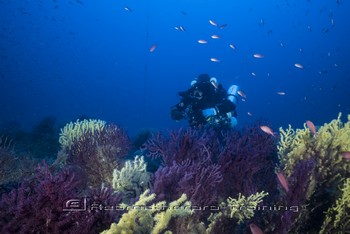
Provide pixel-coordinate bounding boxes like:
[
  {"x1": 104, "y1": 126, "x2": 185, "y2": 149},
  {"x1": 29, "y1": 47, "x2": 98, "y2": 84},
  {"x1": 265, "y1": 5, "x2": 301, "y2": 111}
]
[
  {"x1": 149, "y1": 44, "x2": 157, "y2": 52},
  {"x1": 249, "y1": 223, "x2": 264, "y2": 234},
  {"x1": 210, "y1": 58, "x2": 220, "y2": 62},
  {"x1": 237, "y1": 90, "x2": 247, "y2": 99},
  {"x1": 211, "y1": 34, "x2": 220, "y2": 39},
  {"x1": 306, "y1": 120, "x2": 316, "y2": 135},
  {"x1": 294, "y1": 63, "x2": 304, "y2": 69},
  {"x1": 253, "y1": 53, "x2": 264, "y2": 58},
  {"x1": 341, "y1": 152, "x2": 350, "y2": 160},
  {"x1": 198, "y1": 39, "x2": 208, "y2": 44},
  {"x1": 209, "y1": 19, "x2": 218, "y2": 26},
  {"x1": 277, "y1": 172, "x2": 289, "y2": 192},
  {"x1": 260, "y1": 126, "x2": 274, "y2": 136}
]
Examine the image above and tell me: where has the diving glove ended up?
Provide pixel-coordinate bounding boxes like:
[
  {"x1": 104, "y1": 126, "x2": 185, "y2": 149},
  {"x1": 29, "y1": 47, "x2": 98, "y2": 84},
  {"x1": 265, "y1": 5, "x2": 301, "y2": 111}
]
[{"x1": 202, "y1": 108, "x2": 217, "y2": 118}]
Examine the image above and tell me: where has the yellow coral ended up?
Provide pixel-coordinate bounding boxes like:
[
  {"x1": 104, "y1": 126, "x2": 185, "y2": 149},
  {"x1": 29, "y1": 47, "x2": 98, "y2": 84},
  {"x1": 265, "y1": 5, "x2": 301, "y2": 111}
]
[
  {"x1": 320, "y1": 178, "x2": 350, "y2": 233},
  {"x1": 227, "y1": 191, "x2": 268, "y2": 224},
  {"x1": 101, "y1": 190, "x2": 192, "y2": 234},
  {"x1": 152, "y1": 193, "x2": 192, "y2": 234},
  {"x1": 278, "y1": 113, "x2": 350, "y2": 180},
  {"x1": 277, "y1": 125, "x2": 310, "y2": 176},
  {"x1": 58, "y1": 119, "x2": 106, "y2": 150},
  {"x1": 112, "y1": 156, "x2": 150, "y2": 200}
]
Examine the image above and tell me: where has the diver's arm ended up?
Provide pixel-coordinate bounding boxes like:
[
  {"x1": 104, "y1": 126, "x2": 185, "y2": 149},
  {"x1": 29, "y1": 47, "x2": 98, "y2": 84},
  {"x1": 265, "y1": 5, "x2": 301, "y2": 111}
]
[{"x1": 170, "y1": 97, "x2": 190, "y2": 121}]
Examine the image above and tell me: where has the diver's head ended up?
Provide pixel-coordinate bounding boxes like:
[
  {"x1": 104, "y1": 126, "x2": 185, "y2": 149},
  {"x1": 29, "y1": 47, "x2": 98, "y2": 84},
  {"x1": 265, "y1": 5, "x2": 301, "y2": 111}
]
[
  {"x1": 191, "y1": 73, "x2": 212, "y2": 86},
  {"x1": 197, "y1": 73, "x2": 211, "y2": 82}
]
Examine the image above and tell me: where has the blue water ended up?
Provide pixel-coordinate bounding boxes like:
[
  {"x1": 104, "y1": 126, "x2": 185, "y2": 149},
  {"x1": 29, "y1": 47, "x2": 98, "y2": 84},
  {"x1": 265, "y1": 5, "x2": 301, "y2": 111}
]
[{"x1": 1, "y1": 0, "x2": 349, "y2": 136}]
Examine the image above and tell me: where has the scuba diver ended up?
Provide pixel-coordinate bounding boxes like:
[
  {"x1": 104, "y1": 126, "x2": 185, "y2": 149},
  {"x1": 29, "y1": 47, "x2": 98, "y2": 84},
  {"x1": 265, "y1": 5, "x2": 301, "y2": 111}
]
[{"x1": 170, "y1": 73, "x2": 240, "y2": 129}]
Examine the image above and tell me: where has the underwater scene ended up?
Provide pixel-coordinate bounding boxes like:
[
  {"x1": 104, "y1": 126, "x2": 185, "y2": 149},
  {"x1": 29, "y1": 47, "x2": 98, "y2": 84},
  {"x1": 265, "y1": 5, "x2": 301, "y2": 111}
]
[{"x1": 1, "y1": 0, "x2": 350, "y2": 233}]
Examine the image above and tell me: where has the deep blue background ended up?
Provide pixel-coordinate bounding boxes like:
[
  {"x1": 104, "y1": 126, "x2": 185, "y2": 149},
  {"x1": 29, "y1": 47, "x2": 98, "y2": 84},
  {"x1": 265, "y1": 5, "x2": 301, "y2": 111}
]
[{"x1": 1, "y1": 0, "x2": 349, "y2": 137}]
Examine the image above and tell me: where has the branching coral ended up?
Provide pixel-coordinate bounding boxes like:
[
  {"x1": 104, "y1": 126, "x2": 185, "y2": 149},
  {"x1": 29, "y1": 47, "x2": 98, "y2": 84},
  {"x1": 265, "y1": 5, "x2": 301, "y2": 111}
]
[
  {"x1": 181, "y1": 191, "x2": 269, "y2": 234},
  {"x1": 65, "y1": 123, "x2": 130, "y2": 188},
  {"x1": 278, "y1": 113, "x2": 350, "y2": 180},
  {"x1": 152, "y1": 159, "x2": 222, "y2": 216},
  {"x1": 218, "y1": 125, "x2": 277, "y2": 199},
  {"x1": 275, "y1": 113, "x2": 350, "y2": 233},
  {"x1": 112, "y1": 155, "x2": 151, "y2": 202},
  {"x1": 59, "y1": 119, "x2": 106, "y2": 150},
  {"x1": 143, "y1": 125, "x2": 277, "y2": 231},
  {"x1": 142, "y1": 128, "x2": 213, "y2": 165},
  {"x1": 272, "y1": 158, "x2": 316, "y2": 234},
  {"x1": 320, "y1": 178, "x2": 350, "y2": 233},
  {"x1": 226, "y1": 191, "x2": 268, "y2": 224},
  {"x1": 101, "y1": 189, "x2": 192, "y2": 234},
  {"x1": 0, "y1": 162, "x2": 122, "y2": 234}
]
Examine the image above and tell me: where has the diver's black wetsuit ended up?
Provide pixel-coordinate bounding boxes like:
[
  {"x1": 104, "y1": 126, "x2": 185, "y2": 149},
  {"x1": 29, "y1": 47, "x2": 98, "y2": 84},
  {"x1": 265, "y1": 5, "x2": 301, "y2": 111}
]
[{"x1": 170, "y1": 78, "x2": 236, "y2": 128}]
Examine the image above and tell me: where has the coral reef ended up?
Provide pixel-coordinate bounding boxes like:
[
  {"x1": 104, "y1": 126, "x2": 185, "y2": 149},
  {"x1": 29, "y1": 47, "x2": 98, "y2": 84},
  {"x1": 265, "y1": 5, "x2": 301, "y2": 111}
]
[
  {"x1": 143, "y1": 128, "x2": 215, "y2": 165},
  {"x1": 278, "y1": 113, "x2": 350, "y2": 179},
  {"x1": 112, "y1": 155, "x2": 151, "y2": 202},
  {"x1": 321, "y1": 178, "x2": 350, "y2": 233},
  {"x1": 101, "y1": 189, "x2": 192, "y2": 234},
  {"x1": 2, "y1": 114, "x2": 350, "y2": 233},
  {"x1": 226, "y1": 191, "x2": 269, "y2": 224},
  {"x1": 152, "y1": 159, "x2": 222, "y2": 219},
  {"x1": 143, "y1": 125, "x2": 277, "y2": 232},
  {"x1": 62, "y1": 120, "x2": 131, "y2": 188},
  {"x1": 59, "y1": 119, "x2": 106, "y2": 151},
  {"x1": 275, "y1": 113, "x2": 350, "y2": 233},
  {"x1": 217, "y1": 125, "x2": 277, "y2": 199},
  {"x1": 0, "y1": 162, "x2": 122, "y2": 234}
]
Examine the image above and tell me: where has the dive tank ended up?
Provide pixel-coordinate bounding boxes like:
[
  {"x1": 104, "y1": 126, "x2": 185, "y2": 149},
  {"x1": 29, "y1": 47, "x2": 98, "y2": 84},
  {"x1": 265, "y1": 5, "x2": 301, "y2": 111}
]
[{"x1": 227, "y1": 85, "x2": 240, "y2": 105}]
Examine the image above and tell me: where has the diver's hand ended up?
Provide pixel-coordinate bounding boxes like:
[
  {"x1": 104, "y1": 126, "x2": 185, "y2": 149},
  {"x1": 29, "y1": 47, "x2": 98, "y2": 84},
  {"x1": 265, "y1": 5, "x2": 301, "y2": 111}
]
[{"x1": 202, "y1": 108, "x2": 217, "y2": 118}]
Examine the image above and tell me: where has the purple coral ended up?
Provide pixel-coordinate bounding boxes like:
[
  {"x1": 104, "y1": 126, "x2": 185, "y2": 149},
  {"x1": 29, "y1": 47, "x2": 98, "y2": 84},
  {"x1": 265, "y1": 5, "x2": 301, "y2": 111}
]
[
  {"x1": 67, "y1": 124, "x2": 130, "y2": 187},
  {"x1": 144, "y1": 125, "x2": 279, "y2": 228},
  {"x1": 0, "y1": 162, "x2": 122, "y2": 234},
  {"x1": 273, "y1": 158, "x2": 316, "y2": 233},
  {"x1": 217, "y1": 125, "x2": 278, "y2": 197},
  {"x1": 152, "y1": 159, "x2": 222, "y2": 204},
  {"x1": 0, "y1": 162, "x2": 80, "y2": 233},
  {"x1": 142, "y1": 128, "x2": 215, "y2": 165}
]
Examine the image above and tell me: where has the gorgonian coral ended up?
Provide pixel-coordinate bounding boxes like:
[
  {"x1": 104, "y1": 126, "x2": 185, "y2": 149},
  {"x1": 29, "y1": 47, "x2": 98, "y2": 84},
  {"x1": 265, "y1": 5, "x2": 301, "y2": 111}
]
[
  {"x1": 217, "y1": 125, "x2": 278, "y2": 199},
  {"x1": 0, "y1": 162, "x2": 122, "y2": 234},
  {"x1": 152, "y1": 159, "x2": 222, "y2": 209},
  {"x1": 101, "y1": 189, "x2": 192, "y2": 234},
  {"x1": 112, "y1": 155, "x2": 151, "y2": 202},
  {"x1": 142, "y1": 128, "x2": 216, "y2": 165},
  {"x1": 66, "y1": 123, "x2": 130, "y2": 188},
  {"x1": 59, "y1": 119, "x2": 106, "y2": 151}
]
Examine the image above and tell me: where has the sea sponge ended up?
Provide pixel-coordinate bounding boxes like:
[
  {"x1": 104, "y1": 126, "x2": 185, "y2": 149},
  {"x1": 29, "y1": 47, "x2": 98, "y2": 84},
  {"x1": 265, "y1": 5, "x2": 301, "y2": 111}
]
[{"x1": 58, "y1": 119, "x2": 106, "y2": 150}]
